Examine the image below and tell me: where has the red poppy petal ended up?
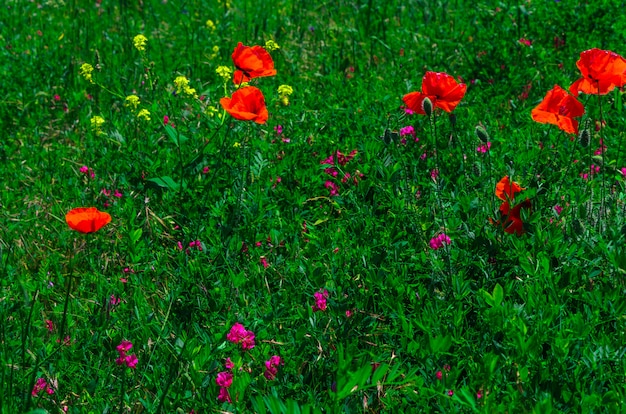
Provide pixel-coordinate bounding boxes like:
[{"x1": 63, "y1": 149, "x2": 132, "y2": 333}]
[
  {"x1": 66, "y1": 207, "x2": 111, "y2": 233},
  {"x1": 402, "y1": 91, "x2": 428, "y2": 115}
]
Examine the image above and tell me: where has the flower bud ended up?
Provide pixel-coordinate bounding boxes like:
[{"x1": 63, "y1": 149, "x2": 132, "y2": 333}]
[
  {"x1": 422, "y1": 97, "x2": 433, "y2": 117},
  {"x1": 475, "y1": 125, "x2": 490, "y2": 143}
]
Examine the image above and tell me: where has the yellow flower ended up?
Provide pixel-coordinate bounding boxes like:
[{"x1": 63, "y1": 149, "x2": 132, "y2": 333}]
[
  {"x1": 278, "y1": 84, "x2": 293, "y2": 96},
  {"x1": 173, "y1": 76, "x2": 197, "y2": 97},
  {"x1": 216, "y1": 66, "x2": 232, "y2": 82},
  {"x1": 133, "y1": 34, "x2": 148, "y2": 51},
  {"x1": 206, "y1": 20, "x2": 216, "y2": 31},
  {"x1": 278, "y1": 85, "x2": 293, "y2": 106},
  {"x1": 233, "y1": 142, "x2": 241, "y2": 148},
  {"x1": 125, "y1": 95, "x2": 140, "y2": 110},
  {"x1": 265, "y1": 40, "x2": 280, "y2": 51},
  {"x1": 90, "y1": 116, "x2": 105, "y2": 135},
  {"x1": 206, "y1": 105, "x2": 218, "y2": 117},
  {"x1": 137, "y1": 109, "x2": 151, "y2": 121},
  {"x1": 212, "y1": 45, "x2": 219, "y2": 53},
  {"x1": 79, "y1": 63, "x2": 94, "y2": 83}
]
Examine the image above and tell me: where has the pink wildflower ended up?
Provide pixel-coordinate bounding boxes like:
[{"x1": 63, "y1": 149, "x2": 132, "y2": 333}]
[
  {"x1": 620, "y1": 167, "x2": 626, "y2": 177},
  {"x1": 518, "y1": 38, "x2": 532, "y2": 46},
  {"x1": 429, "y1": 233, "x2": 451, "y2": 250},
  {"x1": 448, "y1": 389, "x2": 454, "y2": 396},
  {"x1": 163, "y1": 115, "x2": 169, "y2": 125},
  {"x1": 113, "y1": 190, "x2": 122, "y2": 198},
  {"x1": 477, "y1": 390, "x2": 483, "y2": 399},
  {"x1": 264, "y1": 355, "x2": 283, "y2": 380},
  {"x1": 312, "y1": 289, "x2": 329, "y2": 312},
  {"x1": 226, "y1": 323, "x2": 256, "y2": 350},
  {"x1": 80, "y1": 166, "x2": 95, "y2": 178},
  {"x1": 260, "y1": 256, "x2": 269, "y2": 268},
  {"x1": 436, "y1": 370, "x2": 443, "y2": 380},
  {"x1": 346, "y1": 310, "x2": 353, "y2": 318},
  {"x1": 45, "y1": 320, "x2": 54, "y2": 333},
  {"x1": 217, "y1": 386, "x2": 232, "y2": 403},
  {"x1": 275, "y1": 125, "x2": 283, "y2": 135},
  {"x1": 125, "y1": 354, "x2": 138, "y2": 369},
  {"x1": 324, "y1": 180, "x2": 339, "y2": 196},
  {"x1": 216, "y1": 371, "x2": 233, "y2": 388},
  {"x1": 430, "y1": 168, "x2": 439, "y2": 180},
  {"x1": 225, "y1": 358, "x2": 234, "y2": 370},
  {"x1": 32, "y1": 377, "x2": 54, "y2": 396},
  {"x1": 553, "y1": 205, "x2": 563, "y2": 215},
  {"x1": 476, "y1": 142, "x2": 491, "y2": 153}
]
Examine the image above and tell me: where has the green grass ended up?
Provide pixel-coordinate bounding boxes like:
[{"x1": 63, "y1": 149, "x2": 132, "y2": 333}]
[{"x1": 2, "y1": 0, "x2": 626, "y2": 412}]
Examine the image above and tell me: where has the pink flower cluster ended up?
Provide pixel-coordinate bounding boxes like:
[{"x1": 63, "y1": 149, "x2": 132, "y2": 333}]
[
  {"x1": 312, "y1": 289, "x2": 329, "y2": 312},
  {"x1": 226, "y1": 323, "x2": 255, "y2": 350},
  {"x1": 320, "y1": 149, "x2": 363, "y2": 196},
  {"x1": 476, "y1": 142, "x2": 491, "y2": 153},
  {"x1": 399, "y1": 125, "x2": 418, "y2": 145},
  {"x1": 115, "y1": 340, "x2": 138, "y2": 369},
  {"x1": 101, "y1": 188, "x2": 122, "y2": 207},
  {"x1": 580, "y1": 164, "x2": 600, "y2": 180},
  {"x1": 32, "y1": 377, "x2": 55, "y2": 396},
  {"x1": 79, "y1": 165, "x2": 95, "y2": 179},
  {"x1": 216, "y1": 371, "x2": 233, "y2": 403},
  {"x1": 429, "y1": 233, "x2": 451, "y2": 250},
  {"x1": 264, "y1": 355, "x2": 283, "y2": 380}
]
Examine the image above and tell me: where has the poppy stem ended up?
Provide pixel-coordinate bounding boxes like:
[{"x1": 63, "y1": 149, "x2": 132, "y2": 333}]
[{"x1": 598, "y1": 91, "x2": 606, "y2": 229}]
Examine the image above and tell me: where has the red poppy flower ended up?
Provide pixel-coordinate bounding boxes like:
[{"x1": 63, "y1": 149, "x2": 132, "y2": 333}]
[
  {"x1": 66, "y1": 207, "x2": 111, "y2": 233},
  {"x1": 220, "y1": 86, "x2": 269, "y2": 124},
  {"x1": 531, "y1": 85, "x2": 585, "y2": 134},
  {"x1": 402, "y1": 71, "x2": 467, "y2": 115},
  {"x1": 495, "y1": 176, "x2": 524, "y2": 202},
  {"x1": 569, "y1": 48, "x2": 626, "y2": 96},
  {"x1": 495, "y1": 199, "x2": 532, "y2": 235},
  {"x1": 231, "y1": 42, "x2": 277, "y2": 84}
]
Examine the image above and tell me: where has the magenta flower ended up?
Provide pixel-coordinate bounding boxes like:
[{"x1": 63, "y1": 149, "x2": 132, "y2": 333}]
[
  {"x1": 217, "y1": 386, "x2": 232, "y2": 403},
  {"x1": 260, "y1": 256, "x2": 269, "y2": 268},
  {"x1": 620, "y1": 167, "x2": 626, "y2": 177},
  {"x1": 32, "y1": 377, "x2": 54, "y2": 396},
  {"x1": 553, "y1": 205, "x2": 563, "y2": 215},
  {"x1": 216, "y1": 371, "x2": 233, "y2": 388},
  {"x1": 115, "y1": 340, "x2": 138, "y2": 369},
  {"x1": 476, "y1": 142, "x2": 491, "y2": 153},
  {"x1": 79, "y1": 165, "x2": 95, "y2": 178},
  {"x1": 226, "y1": 323, "x2": 256, "y2": 350},
  {"x1": 225, "y1": 357, "x2": 234, "y2": 370},
  {"x1": 125, "y1": 354, "x2": 138, "y2": 369},
  {"x1": 116, "y1": 340, "x2": 133, "y2": 354},
  {"x1": 436, "y1": 370, "x2": 443, "y2": 380},
  {"x1": 312, "y1": 289, "x2": 329, "y2": 312},
  {"x1": 324, "y1": 180, "x2": 339, "y2": 196},
  {"x1": 429, "y1": 233, "x2": 451, "y2": 250},
  {"x1": 264, "y1": 355, "x2": 283, "y2": 380}
]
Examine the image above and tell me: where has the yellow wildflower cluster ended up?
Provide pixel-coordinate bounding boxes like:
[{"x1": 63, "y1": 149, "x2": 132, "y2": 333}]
[
  {"x1": 79, "y1": 63, "x2": 94, "y2": 83},
  {"x1": 205, "y1": 105, "x2": 218, "y2": 117},
  {"x1": 133, "y1": 34, "x2": 148, "y2": 52},
  {"x1": 216, "y1": 66, "x2": 232, "y2": 82},
  {"x1": 125, "y1": 95, "x2": 140, "y2": 110},
  {"x1": 137, "y1": 109, "x2": 151, "y2": 121},
  {"x1": 265, "y1": 40, "x2": 280, "y2": 52},
  {"x1": 206, "y1": 20, "x2": 216, "y2": 31},
  {"x1": 278, "y1": 84, "x2": 293, "y2": 106},
  {"x1": 173, "y1": 76, "x2": 197, "y2": 97},
  {"x1": 90, "y1": 116, "x2": 105, "y2": 135},
  {"x1": 209, "y1": 45, "x2": 219, "y2": 60}
]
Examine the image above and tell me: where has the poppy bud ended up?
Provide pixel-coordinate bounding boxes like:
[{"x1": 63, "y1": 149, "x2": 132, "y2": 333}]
[
  {"x1": 475, "y1": 125, "x2": 490, "y2": 143},
  {"x1": 422, "y1": 97, "x2": 433, "y2": 117}
]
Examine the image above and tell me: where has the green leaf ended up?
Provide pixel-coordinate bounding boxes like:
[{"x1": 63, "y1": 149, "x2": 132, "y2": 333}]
[
  {"x1": 164, "y1": 124, "x2": 189, "y2": 146},
  {"x1": 146, "y1": 176, "x2": 184, "y2": 191},
  {"x1": 493, "y1": 283, "x2": 504, "y2": 307}
]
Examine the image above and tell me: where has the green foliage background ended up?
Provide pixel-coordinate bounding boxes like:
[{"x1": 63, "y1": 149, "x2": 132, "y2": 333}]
[{"x1": 1, "y1": 0, "x2": 626, "y2": 412}]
